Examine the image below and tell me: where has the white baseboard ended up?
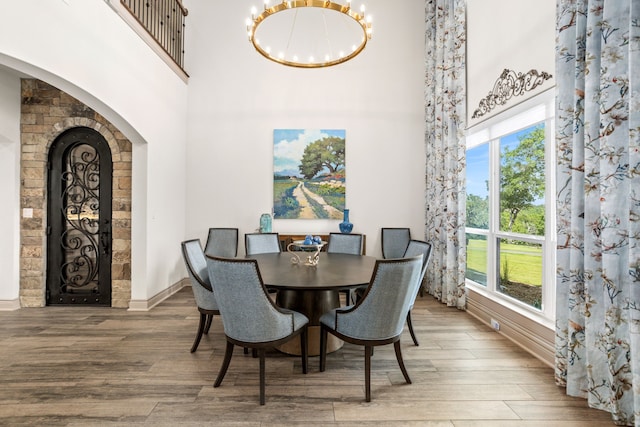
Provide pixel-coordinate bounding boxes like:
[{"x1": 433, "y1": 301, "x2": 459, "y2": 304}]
[
  {"x1": 128, "y1": 279, "x2": 189, "y2": 311},
  {"x1": 0, "y1": 299, "x2": 21, "y2": 311},
  {"x1": 1, "y1": 280, "x2": 189, "y2": 312},
  {"x1": 466, "y1": 288, "x2": 555, "y2": 368}
]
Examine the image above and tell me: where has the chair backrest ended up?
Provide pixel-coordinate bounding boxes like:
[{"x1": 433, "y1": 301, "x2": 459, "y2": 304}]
[
  {"x1": 404, "y1": 239, "x2": 432, "y2": 285},
  {"x1": 206, "y1": 256, "x2": 299, "y2": 343},
  {"x1": 334, "y1": 256, "x2": 422, "y2": 340},
  {"x1": 245, "y1": 233, "x2": 281, "y2": 255},
  {"x1": 181, "y1": 239, "x2": 218, "y2": 310},
  {"x1": 205, "y1": 228, "x2": 238, "y2": 258},
  {"x1": 381, "y1": 227, "x2": 411, "y2": 259},
  {"x1": 403, "y1": 239, "x2": 433, "y2": 306},
  {"x1": 327, "y1": 233, "x2": 363, "y2": 255}
]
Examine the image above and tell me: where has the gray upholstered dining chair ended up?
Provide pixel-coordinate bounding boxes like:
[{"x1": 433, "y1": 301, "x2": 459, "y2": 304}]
[
  {"x1": 403, "y1": 239, "x2": 433, "y2": 346},
  {"x1": 319, "y1": 255, "x2": 423, "y2": 402},
  {"x1": 206, "y1": 256, "x2": 309, "y2": 405},
  {"x1": 381, "y1": 227, "x2": 411, "y2": 259},
  {"x1": 354, "y1": 238, "x2": 433, "y2": 346},
  {"x1": 244, "y1": 232, "x2": 281, "y2": 255},
  {"x1": 204, "y1": 227, "x2": 238, "y2": 258},
  {"x1": 181, "y1": 239, "x2": 219, "y2": 353},
  {"x1": 326, "y1": 232, "x2": 364, "y2": 306},
  {"x1": 327, "y1": 232, "x2": 363, "y2": 255}
]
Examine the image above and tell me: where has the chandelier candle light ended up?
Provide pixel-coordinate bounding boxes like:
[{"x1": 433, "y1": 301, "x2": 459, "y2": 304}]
[{"x1": 246, "y1": 0, "x2": 373, "y2": 68}]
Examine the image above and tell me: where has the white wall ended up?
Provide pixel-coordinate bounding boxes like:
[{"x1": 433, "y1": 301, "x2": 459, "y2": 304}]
[
  {"x1": 467, "y1": 0, "x2": 556, "y2": 126},
  {"x1": 0, "y1": 0, "x2": 426, "y2": 306},
  {"x1": 0, "y1": 67, "x2": 21, "y2": 305},
  {"x1": 0, "y1": 0, "x2": 189, "y2": 302},
  {"x1": 184, "y1": 0, "x2": 427, "y2": 256}
]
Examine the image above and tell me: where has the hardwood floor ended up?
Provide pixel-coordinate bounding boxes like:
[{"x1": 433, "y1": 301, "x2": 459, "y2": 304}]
[{"x1": 0, "y1": 287, "x2": 615, "y2": 426}]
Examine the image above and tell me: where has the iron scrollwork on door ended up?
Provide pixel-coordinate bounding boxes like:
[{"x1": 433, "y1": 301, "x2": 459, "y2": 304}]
[
  {"x1": 60, "y1": 144, "x2": 101, "y2": 295},
  {"x1": 47, "y1": 127, "x2": 112, "y2": 305}
]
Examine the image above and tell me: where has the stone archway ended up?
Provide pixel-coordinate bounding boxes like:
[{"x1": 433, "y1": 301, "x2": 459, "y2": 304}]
[{"x1": 19, "y1": 79, "x2": 132, "y2": 308}]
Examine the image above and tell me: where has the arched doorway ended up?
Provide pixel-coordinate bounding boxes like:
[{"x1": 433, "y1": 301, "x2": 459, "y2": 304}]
[
  {"x1": 46, "y1": 127, "x2": 112, "y2": 305},
  {"x1": 19, "y1": 79, "x2": 132, "y2": 308}
]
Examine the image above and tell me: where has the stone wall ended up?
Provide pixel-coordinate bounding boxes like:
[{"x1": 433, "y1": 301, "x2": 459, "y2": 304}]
[{"x1": 20, "y1": 79, "x2": 132, "y2": 308}]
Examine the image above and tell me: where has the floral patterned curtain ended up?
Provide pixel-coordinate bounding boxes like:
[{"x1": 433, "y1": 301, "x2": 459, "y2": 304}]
[
  {"x1": 424, "y1": 0, "x2": 467, "y2": 309},
  {"x1": 555, "y1": 1, "x2": 639, "y2": 425}
]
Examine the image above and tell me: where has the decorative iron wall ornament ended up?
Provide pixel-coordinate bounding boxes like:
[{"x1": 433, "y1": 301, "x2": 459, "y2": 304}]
[{"x1": 471, "y1": 68, "x2": 553, "y2": 119}]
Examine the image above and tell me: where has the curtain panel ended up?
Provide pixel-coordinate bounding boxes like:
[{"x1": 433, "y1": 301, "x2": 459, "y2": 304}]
[
  {"x1": 555, "y1": 0, "x2": 639, "y2": 425},
  {"x1": 424, "y1": 0, "x2": 467, "y2": 309}
]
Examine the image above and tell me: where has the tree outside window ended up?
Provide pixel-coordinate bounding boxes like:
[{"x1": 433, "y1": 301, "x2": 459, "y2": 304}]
[{"x1": 465, "y1": 122, "x2": 547, "y2": 310}]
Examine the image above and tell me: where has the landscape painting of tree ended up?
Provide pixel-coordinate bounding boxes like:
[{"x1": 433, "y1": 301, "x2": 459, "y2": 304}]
[{"x1": 273, "y1": 129, "x2": 345, "y2": 219}]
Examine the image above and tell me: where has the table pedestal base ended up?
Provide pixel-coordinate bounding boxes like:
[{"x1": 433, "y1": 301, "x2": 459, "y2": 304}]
[
  {"x1": 275, "y1": 289, "x2": 343, "y2": 356},
  {"x1": 276, "y1": 325, "x2": 342, "y2": 356}
]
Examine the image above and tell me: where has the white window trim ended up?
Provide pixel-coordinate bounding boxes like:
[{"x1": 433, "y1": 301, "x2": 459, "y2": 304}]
[{"x1": 465, "y1": 88, "x2": 556, "y2": 328}]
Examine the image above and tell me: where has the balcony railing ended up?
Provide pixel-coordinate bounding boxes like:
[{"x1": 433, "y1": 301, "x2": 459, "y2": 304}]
[{"x1": 120, "y1": 0, "x2": 188, "y2": 71}]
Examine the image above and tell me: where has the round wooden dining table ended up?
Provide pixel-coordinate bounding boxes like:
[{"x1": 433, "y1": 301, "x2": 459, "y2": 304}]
[{"x1": 247, "y1": 251, "x2": 377, "y2": 356}]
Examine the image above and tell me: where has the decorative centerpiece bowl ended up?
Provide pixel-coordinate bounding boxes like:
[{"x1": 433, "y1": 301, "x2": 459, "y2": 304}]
[{"x1": 287, "y1": 236, "x2": 326, "y2": 266}]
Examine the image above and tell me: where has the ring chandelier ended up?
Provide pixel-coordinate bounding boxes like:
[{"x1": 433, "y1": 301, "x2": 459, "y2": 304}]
[{"x1": 246, "y1": 0, "x2": 373, "y2": 68}]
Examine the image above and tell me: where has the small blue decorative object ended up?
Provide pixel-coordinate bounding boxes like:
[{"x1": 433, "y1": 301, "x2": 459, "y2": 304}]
[
  {"x1": 339, "y1": 209, "x2": 353, "y2": 234},
  {"x1": 260, "y1": 213, "x2": 272, "y2": 233}
]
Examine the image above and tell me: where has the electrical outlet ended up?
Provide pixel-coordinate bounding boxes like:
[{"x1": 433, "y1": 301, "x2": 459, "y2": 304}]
[{"x1": 490, "y1": 318, "x2": 500, "y2": 331}]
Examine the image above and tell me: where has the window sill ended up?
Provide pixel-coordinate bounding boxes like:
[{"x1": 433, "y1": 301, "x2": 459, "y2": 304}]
[
  {"x1": 466, "y1": 280, "x2": 555, "y2": 367},
  {"x1": 466, "y1": 280, "x2": 554, "y2": 329}
]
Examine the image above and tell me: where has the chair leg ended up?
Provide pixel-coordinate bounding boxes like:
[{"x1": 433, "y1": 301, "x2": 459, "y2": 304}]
[
  {"x1": 190, "y1": 312, "x2": 207, "y2": 353},
  {"x1": 300, "y1": 327, "x2": 308, "y2": 374},
  {"x1": 407, "y1": 310, "x2": 419, "y2": 346},
  {"x1": 319, "y1": 325, "x2": 327, "y2": 372},
  {"x1": 214, "y1": 341, "x2": 234, "y2": 388},
  {"x1": 365, "y1": 345, "x2": 372, "y2": 402},
  {"x1": 258, "y1": 348, "x2": 266, "y2": 405},
  {"x1": 394, "y1": 340, "x2": 412, "y2": 384},
  {"x1": 204, "y1": 314, "x2": 213, "y2": 334}
]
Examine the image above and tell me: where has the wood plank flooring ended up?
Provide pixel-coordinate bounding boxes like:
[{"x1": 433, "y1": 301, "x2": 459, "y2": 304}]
[{"x1": 0, "y1": 287, "x2": 615, "y2": 426}]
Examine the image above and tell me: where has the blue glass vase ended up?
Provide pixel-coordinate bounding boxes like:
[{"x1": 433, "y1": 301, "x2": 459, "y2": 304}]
[
  {"x1": 260, "y1": 213, "x2": 272, "y2": 233},
  {"x1": 339, "y1": 209, "x2": 353, "y2": 234}
]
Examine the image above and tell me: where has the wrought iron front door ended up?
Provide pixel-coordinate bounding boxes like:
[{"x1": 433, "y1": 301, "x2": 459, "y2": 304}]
[{"x1": 46, "y1": 127, "x2": 112, "y2": 305}]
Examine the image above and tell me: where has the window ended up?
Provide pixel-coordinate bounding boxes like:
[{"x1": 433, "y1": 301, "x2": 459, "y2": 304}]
[{"x1": 465, "y1": 92, "x2": 556, "y2": 321}]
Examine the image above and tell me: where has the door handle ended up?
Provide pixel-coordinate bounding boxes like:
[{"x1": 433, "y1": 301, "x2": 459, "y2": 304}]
[{"x1": 100, "y1": 231, "x2": 110, "y2": 255}]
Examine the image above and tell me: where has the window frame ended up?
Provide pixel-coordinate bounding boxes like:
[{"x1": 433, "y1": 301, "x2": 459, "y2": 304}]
[{"x1": 465, "y1": 89, "x2": 556, "y2": 325}]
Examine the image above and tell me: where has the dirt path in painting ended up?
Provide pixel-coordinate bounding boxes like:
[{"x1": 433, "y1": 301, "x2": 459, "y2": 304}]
[
  {"x1": 292, "y1": 181, "x2": 342, "y2": 219},
  {"x1": 301, "y1": 184, "x2": 342, "y2": 218},
  {"x1": 292, "y1": 182, "x2": 315, "y2": 218}
]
